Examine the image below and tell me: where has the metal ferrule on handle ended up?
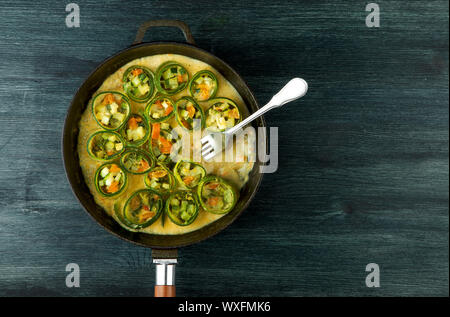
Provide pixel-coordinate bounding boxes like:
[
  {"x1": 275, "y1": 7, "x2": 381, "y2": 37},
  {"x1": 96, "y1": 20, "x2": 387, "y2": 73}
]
[
  {"x1": 152, "y1": 249, "x2": 178, "y2": 297},
  {"x1": 154, "y1": 258, "x2": 177, "y2": 286}
]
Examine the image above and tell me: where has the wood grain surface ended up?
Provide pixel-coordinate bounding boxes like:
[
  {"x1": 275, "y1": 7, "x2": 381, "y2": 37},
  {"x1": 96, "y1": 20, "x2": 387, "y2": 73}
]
[{"x1": 0, "y1": 0, "x2": 448, "y2": 296}]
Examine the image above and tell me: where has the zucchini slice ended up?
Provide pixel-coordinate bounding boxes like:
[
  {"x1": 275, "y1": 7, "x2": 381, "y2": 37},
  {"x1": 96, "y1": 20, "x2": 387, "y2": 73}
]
[
  {"x1": 114, "y1": 201, "x2": 130, "y2": 228},
  {"x1": 188, "y1": 70, "x2": 218, "y2": 102},
  {"x1": 155, "y1": 61, "x2": 189, "y2": 95},
  {"x1": 91, "y1": 91, "x2": 131, "y2": 130},
  {"x1": 94, "y1": 163, "x2": 127, "y2": 197},
  {"x1": 87, "y1": 131, "x2": 125, "y2": 161},
  {"x1": 197, "y1": 175, "x2": 237, "y2": 214},
  {"x1": 166, "y1": 191, "x2": 199, "y2": 226},
  {"x1": 120, "y1": 148, "x2": 154, "y2": 175},
  {"x1": 122, "y1": 65, "x2": 154, "y2": 102},
  {"x1": 145, "y1": 96, "x2": 175, "y2": 123},
  {"x1": 144, "y1": 164, "x2": 176, "y2": 194},
  {"x1": 175, "y1": 96, "x2": 205, "y2": 130},
  {"x1": 122, "y1": 189, "x2": 163, "y2": 228},
  {"x1": 205, "y1": 97, "x2": 241, "y2": 132},
  {"x1": 174, "y1": 160, "x2": 206, "y2": 189},
  {"x1": 120, "y1": 113, "x2": 149, "y2": 147}
]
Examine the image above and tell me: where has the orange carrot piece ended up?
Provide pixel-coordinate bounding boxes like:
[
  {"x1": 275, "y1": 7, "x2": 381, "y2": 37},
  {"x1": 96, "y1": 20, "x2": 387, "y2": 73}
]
[
  {"x1": 159, "y1": 141, "x2": 172, "y2": 154},
  {"x1": 186, "y1": 105, "x2": 195, "y2": 118},
  {"x1": 183, "y1": 176, "x2": 195, "y2": 185},
  {"x1": 132, "y1": 68, "x2": 143, "y2": 76},
  {"x1": 164, "y1": 105, "x2": 173, "y2": 116},
  {"x1": 177, "y1": 74, "x2": 183, "y2": 83},
  {"x1": 159, "y1": 136, "x2": 172, "y2": 147},
  {"x1": 207, "y1": 182, "x2": 219, "y2": 190},
  {"x1": 159, "y1": 136, "x2": 173, "y2": 154},
  {"x1": 107, "y1": 181, "x2": 119, "y2": 193},
  {"x1": 197, "y1": 84, "x2": 209, "y2": 99},
  {"x1": 137, "y1": 159, "x2": 150, "y2": 172},
  {"x1": 152, "y1": 123, "x2": 160, "y2": 139},
  {"x1": 103, "y1": 93, "x2": 115, "y2": 105},
  {"x1": 160, "y1": 147, "x2": 171, "y2": 154},
  {"x1": 201, "y1": 89, "x2": 209, "y2": 99},
  {"x1": 109, "y1": 164, "x2": 120, "y2": 173},
  {"x1": 207, "y1": 197, "x2": 220, "y2": 206},
  {"x1": 155, "y1": 99, "x2": 163, "y2": 109},
  {"x1": 128, "y1": 117, "x2": 138, "y2": 130}
]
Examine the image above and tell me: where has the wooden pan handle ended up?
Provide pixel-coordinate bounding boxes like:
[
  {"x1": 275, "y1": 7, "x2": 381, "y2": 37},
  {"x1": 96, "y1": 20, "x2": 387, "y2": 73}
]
[{"x1": 155, "y1": 285, "x2": 176, "y2": 297}]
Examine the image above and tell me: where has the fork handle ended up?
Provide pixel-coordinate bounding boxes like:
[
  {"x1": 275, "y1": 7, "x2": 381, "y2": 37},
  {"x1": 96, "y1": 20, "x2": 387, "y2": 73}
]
[{"x1": 227, "y1": 78, "x2": 308, "y2": 135}]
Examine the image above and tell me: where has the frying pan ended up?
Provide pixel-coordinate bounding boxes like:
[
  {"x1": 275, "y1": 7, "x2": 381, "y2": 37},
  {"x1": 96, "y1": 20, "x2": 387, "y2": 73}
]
[{"x1": 62, "y1": 20, "x2": 266, "y2": 297}]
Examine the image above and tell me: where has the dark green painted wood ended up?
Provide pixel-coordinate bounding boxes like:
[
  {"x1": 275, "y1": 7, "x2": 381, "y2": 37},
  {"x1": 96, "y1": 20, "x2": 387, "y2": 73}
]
[{"x1": 0, "y1": 0, "x2": 448, "y2": 296}]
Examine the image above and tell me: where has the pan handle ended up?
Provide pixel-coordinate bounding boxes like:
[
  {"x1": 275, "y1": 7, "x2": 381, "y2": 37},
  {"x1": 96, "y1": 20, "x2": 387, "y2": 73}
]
[
  {"x1": 133, "y1": 20, "x2": 195, "y2": 45},
  {"x1": 152, "y1": 249, "x2": 178, "y2": 297}
]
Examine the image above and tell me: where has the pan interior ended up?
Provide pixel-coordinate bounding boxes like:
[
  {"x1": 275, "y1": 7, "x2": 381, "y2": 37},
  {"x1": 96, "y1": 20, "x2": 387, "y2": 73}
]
[{"x1": 63, "y1": 43, "x2": 265, "y2": 248}]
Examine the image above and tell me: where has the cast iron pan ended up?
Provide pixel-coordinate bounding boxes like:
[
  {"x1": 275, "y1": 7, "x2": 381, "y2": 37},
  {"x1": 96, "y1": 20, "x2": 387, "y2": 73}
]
[{"x1": 62, "y1": 20, "x2": 265, "y2": 296}]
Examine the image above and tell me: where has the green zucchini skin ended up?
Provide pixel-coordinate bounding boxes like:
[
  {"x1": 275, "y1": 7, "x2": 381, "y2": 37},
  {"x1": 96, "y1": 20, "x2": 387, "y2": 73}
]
[
  {"x1": 197, "y1": 175, "x2": 238, "y2": 214},
  {"x1": 86, "y1": 131, "x2": 125, "y2": 161},
  {"x1": 114, "y1": 201, "x2": 139, "y2": 230},
  {"x1": 119, "y1": 147, "x2": 155, "y2": 175},
  {"x1": 145, "y1": 96, "x2": 175, "y2": 123},
  {"x1": 120, "y1": 113, "x2": 150, "y2": 147},
  {"x1": 114, "y1": 201, "x2": 130, "y2": 228},
  {"x1": 165, "y1": 190, "x2": 199, "y2": 226},
  {"x1": 205, "y1": 97, "x2": 241, "y2": 132},
  {"x1": 188, "y1": 70, "x2": 218, "y2": 102},
  {"x1": 122, "y1": 65, "x2": 155, "y2": 102},
  {"x1": 155, "y1": 61, "x2": 189, "y2": 96},
  {"x1": 94, "y1": 163, "x2": 128, "y2": 197},
  {"x1": 144, "y1": 163, "x2": 177, "y2": 194},
  {"x1": 173, "y1": 160, "x2": 206, "y2": 189},
  {"x1": 91, "y1": 91, "x2": 131, "y2": 131},
  {"x1": 122, "y1": 189, "x2": 164, "y2": 229},
  {"x1": 175, "y1": 96, "x2": 205, "y2": 130}
]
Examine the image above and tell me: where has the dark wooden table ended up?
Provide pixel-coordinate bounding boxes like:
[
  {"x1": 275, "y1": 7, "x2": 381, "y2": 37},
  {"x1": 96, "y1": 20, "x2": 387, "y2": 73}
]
[{"x1": 0, "y1": 0, "x2": 448, "y2": 296}]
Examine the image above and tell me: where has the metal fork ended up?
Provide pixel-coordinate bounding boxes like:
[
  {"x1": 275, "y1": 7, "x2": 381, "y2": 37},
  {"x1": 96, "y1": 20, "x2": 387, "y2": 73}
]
[{"x1": 201, "y1": 77, "x2": 308, "y2": 160}]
